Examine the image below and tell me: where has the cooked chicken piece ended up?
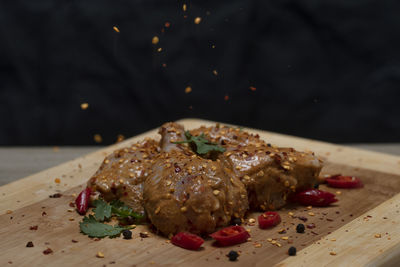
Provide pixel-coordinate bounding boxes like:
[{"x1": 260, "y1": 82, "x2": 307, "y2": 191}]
[
  {"x1": 190, "y1": 125, "x2": 323, "y2": 210},
  {"x1": 87, "y1": 138, "x2": 159, "y2": 214},
  {"x1": 143, "y1": 123, "x2": 249, "y2": 236}
]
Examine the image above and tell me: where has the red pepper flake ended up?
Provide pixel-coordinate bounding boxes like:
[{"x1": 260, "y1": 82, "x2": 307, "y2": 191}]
[
  {"x1": 43, "y1": 248, "x2": 53, "y2": 255},
  {"x1": 224, "y1": 95, "x2": 229, "y2": 101},
  {"x1": 42, "y1": 211, "x2": 47, "y2": 216},
  {"x1": 49, "y1": 193, "x2": 62, "y2": 198},
  {"x1": 69, "y1": 202, "x2": 75, "y2": 207},
  {"x1": 249, "y1": 86, "x2": 256, "y2": 91},
  {"x1": 72, "y1": 240, "x2": 78, "y2": 243},
  {"x1": 30, "y1": 225, "x2": 38, "y2": 230},
  {"x1": 165, "y1": 22, "x2": 171, "y2": 28},
  {"x1": 306, "y1": 223, "x2": 316, "y2": 229}
]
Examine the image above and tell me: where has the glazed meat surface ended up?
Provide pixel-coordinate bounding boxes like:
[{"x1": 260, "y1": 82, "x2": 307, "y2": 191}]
[
  {"x1": 143, "y1": 123, "x2": 248, "y2": 236},
  {"x1": 87, "y1": 138, "x2": 159, "y2": 214},
  {"x1": 190, "y1": 125, "x2": 323, "y2": 210}
]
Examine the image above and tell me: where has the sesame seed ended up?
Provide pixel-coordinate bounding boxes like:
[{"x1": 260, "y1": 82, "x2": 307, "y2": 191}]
[
  {"x1": 113, "y1": 26, "x2": 120, "y2": 33},
  {"x1": 281, "y1": 236, "x2": 289, "y2": 240},
  {"x1": 96, "y1": 251, "x2": 105, "y2": 258},
  {"x1": 307, "y1": 206, "x2": 312, "y2": 210},
  {"x1": 182, "y1": 4, "x2": 187, "y2": 11},
  {"x1": 284, "y1": 181, "x2": 290, "y2": 187},
  {"x1": 80, "y1": 103, "x2": 89, "y2": 110},
  {"x1": 308, "y1": 212, "x2": 315, "y2": 216},
  {"x1": 375, "y1": 234, "x2": 382, "y2": 238},
  {"x1": 257, "y1": 170, "x2": 264, "y2": 177},
  {"x1": 330, "y1": 252, "x2": 337, "y2": 256},
  {"x1": 243, "y1": 175, "x2": 250, "y2": 180},
  {"x1": 336, "y1": 191, "x2": 342, "y2": 195},
  {"x1": 331, "y1": 238, "x2": 336, "y2": 241},
  {"x1": 155, "y1": 206, "x2": 161, "y2": 214},
  {"x1": 254, "y1": 243, "x2": 262, "y2": 248},
  {"x1": 288, "y1": 212, "x2": 294, "y2": 216},
  {"x1": 213, "y1": 190, "x2": 220, "y2": 196},
  {"x1": 248, "y1": 218, "x2": 256, "y2": 223},
  {"x1": 185, "y1": 86, "x2": 192, "y2": 93},
  {"x1": 152, "y1": 36, "x2": 159, "y2": 45},
  {"x1": 211, "y1": 166, "x2": 217, "y2": 171},
  {"x1": 194, "y1": 17, "x2": 202, "y2": 24},
  {"x1": 166, "y1": 180, "x2": 171, "y2": 186},
  {"x1": 94, "y1": 134, "x2": 103, "y2": 143},
  {"x1": 235, "y1": 165, "x2": 242, "y2": 170},
  {"x1": 104, "y1": 159, "x2": 110, "y2": 164},
  {"x1": 180, "y1": 207, "x2": 187, "y2": 212}
]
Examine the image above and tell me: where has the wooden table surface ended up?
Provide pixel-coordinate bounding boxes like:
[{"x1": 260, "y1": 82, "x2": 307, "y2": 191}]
[{"x1": 1, "y1": 144, "x2": 400, "y2": 186}]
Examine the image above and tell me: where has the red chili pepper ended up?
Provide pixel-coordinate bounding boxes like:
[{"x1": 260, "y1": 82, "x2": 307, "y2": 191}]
[
  {"x1": 210, "y1": 225, "x2": 250, "y2": 246},
  {"x1": 325, "y1": 175, "x2": 363, "y2": 188},
  {"x1": 75, "y1": 187, "x2": 91, "y2": 215},
  {"x1": 294, "y1": 189, "x2": 338, "y2": 207},
  {"x1": 171, "y1": 232, "x2": 204, "y2": 250},
  {"x1": 258, "y1": 211, "x2": 281, "y2": 229}
]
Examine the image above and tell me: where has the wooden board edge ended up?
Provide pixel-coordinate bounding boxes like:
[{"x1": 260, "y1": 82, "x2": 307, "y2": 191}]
[{"x1": 275, "y1": 192, "x2": 400, "y2": 267}]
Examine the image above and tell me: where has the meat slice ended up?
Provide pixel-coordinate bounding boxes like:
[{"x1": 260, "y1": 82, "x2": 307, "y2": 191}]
[
  {"x1": 143, "y1": 122, "x2": 248, "y2": 236},
  {"x1": 87, "y1": 138, "x2": 159, "y2": 214},
  {"x1": 190, "y1": 125, "x2": 323, "y2": 210}
]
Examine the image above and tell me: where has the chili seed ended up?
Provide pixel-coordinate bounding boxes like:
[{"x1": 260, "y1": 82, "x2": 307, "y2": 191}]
[
  {"x1": 227, "y1": 250, "x2": 239, "y2": 261},
  {"x1": 122, "y1": 229, "x2": 132, "y2": 240},
  {"x1": 296, "y1": 224, "x2": 305, "y2": 233},
  {"x1": 288, "y1": 246, "x2": 296, "y2": 256}
]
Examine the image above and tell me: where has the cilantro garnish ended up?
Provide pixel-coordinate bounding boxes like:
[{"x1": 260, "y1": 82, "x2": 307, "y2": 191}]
[
  {"x1": 79, "y1": 199, "x2": 144, "y2": 239},
  {"x1": 92, "y1": 199, "x2": 112, "y2": 221},
  {"x1": 173, "y1": 131, "x2": 226, "y2": 155},
  {"x1": 110, "y1": 200, "x2": 144, "y2": 220},
  {"x1": 79, "y1": 215, "x2": 130, "y2": 238}
]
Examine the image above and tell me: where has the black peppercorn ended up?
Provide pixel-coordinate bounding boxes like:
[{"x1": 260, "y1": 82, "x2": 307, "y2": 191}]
[
  {"x1": 26, "y1": 241, "x2": 34, "y2": 247},
  {"x1": 288, "y1": 246, "x2": 296, "y2": 256},
  {"x1": 122, "y1": 229, "x2": 132, "y2": 239},
  {"x1": 227, "y1": 250, "x2": 239, "y2": 261},
  {"x1": 296, "y1": 223, "x2": 305, "y2": 233},
  {"x1": 231, "y1": 218, "x2": 242, "y2": 226}
]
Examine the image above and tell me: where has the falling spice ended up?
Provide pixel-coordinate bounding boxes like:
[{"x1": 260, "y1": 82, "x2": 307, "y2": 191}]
[
  {"x1": 164, "y1": 22, "x2": 171, "y2": 28},
  {"x1": 113, "y1": 26, "x2": 120, "y2": 33},
  {"x1": 157, "y1": 47, "x2": 162, "y2": 52},
  {"x1": 152, "y1": 36, "x2": 159, "y2": 45},
  {"x1": 182, "y1": 4, "x2": 187, "y2": 11},
  {"x1": 212, "y1": 70, "x2": 218, "y2": 76},
  {"x1": 249, "y1": 86, "x2": 257, "y2": 91},
  {"x1": 96, "y1": 251, "x2": 105, "y2": 258},
  {"x1": 185, "y1": 86, "x2": 192, "y2": 94},
  {"x1": 94, "y1": 134, "x2": 103, "y2": 143},
  {"x1": 330, "y1": 251, "x2": 337, "y2": 256},
  {"x1": 224, "y1": 95, "x2": 229, "y2": 101},
  {"x1": 116, "y1": 134, "x2": 125, "y2": 143},
  {"x1": 194, "y1": 17, "x2": 202, "y2": 24},
  {"x1": 43, "y1": 248, "x2": 53, "y2": 255},
  {"x1": 80, "y1": 103, "x2": 89, "y2": 110}
]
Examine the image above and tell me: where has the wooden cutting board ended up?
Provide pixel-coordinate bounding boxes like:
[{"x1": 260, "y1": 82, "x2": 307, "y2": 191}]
[{"x1": 1, "y1": 118, "x2": 400, "y2": 267}]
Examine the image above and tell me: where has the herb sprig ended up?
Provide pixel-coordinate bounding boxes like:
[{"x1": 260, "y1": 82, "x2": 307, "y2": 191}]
[
  {"x1": 173, "y1": 131, "x2": 226, "y2": 155},
  {"x1": 79, "y1": 199, "x2": 143, "y2": 238}
]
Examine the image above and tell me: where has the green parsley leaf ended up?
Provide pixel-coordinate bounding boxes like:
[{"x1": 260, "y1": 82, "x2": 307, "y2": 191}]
[
  {"x1": 173, "y1": 131, "x2": 226, "y2": 155},
  {"x1": 79, "y1": 215, "x2": 129, "y2": 238},
  {"x1": 110, "y1": 200, "x2": 144, "y2": 220},
  {"x1": 92, "y1": 199, "x2": 112, "y2": 221}
]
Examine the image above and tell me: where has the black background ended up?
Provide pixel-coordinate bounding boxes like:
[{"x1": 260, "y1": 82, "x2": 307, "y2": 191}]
[{"x1": 1, "y1": 0, "x2": 400, "y2": 146}]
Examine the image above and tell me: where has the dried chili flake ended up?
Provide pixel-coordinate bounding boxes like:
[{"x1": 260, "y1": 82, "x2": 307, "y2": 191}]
[
  {"x1": 43, "y1": 248, "x2": 53, "y2": 255},
  {"x1": 49, "y1": 193, "x2": 62, "y2": 198},
  {"x1": 26, "y1": 241, "x2": 34, "y2": 247},
  {"x1": 30, "y1": 225, "x2": 38, "y2": 230}
]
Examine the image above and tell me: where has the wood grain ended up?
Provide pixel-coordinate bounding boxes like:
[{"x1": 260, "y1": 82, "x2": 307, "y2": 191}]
[{"x1": 1, "y1": 118, "x2": 400, "y2": 266}]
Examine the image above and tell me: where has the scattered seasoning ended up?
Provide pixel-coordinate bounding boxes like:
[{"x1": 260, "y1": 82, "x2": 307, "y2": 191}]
[
  {"x1": 6, "y1": 210, "x2": 12, "y2": 214},
  {"x1": 54, "y1": 178, "x2": 61, "y2": 184},
  {"x1": 30, "y1": 225, "x2": 38, "y2": 230},
  {"x1": 123, "y1": 230, "x2": 132, "y2": 240},
  {"x1": 94, "y1": 134, "x2": 103, "y2": 143},
  {"x1": 43, "y1": 248, "x2": 53, "y2": 255},
  {"x1": 49, "y1": 193, "x2": 62, "y2": 198},
  {"x1": 375, "y1": 234, "x2": 382, "y2": 238},
  {"x1": 194, "y1": 17, "x2": 202, "y2": 24},
  {"x1": 306, "y1": 223, "x2": 316, "y2": 229},
  {"x1": 182, "y1": 4, "x2": 187, "y2": 11},
  {"x1": 96, "y1": 251, "x2": 105, "y2": 258},
  {"x1": 26, "y1": 241, "x2": 34, "y2": 247},
  {"x1": 298, "y1": 216, "x2": 308, "y2": 222},
  {"x1": 80, "y1": 103, "x2": 89, "y2": 110},
  {"x1": 288, "y1": 246, "x2": 296, "y2": 256},
  {"x1": 249, "y1": 86, "x2": 256, "y2": 91},
  {"x1": 227, "y1": 250, "x2": 239, "y2": 261},
  {"x1": 296, "y1": 224, "x2": 305, "y2": 233},
  {"x1": 140, "y1": 232, "x2": 150, "y2": 238},
  {"x1": 152, "y1": 36, "x2": 159, "y2": 45},
  {"x1": 113, "y1": 26, "x2": 120, "y2": 33},
  {"x1": 330, "y1": 251, "x2": 337, "y2": 256},
  {"x1": 224, "y1": 95, "x2": 229, "y2": 101},
  {"x1": 185, "y1": 86, "x2": 192, "y2": 93}
]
